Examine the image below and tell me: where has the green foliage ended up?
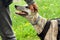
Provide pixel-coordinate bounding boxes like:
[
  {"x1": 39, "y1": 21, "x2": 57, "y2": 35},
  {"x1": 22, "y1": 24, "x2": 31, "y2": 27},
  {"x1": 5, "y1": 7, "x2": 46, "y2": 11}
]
[{"x1": 36, "y1": 0, "x2": 60, "y2": 19}]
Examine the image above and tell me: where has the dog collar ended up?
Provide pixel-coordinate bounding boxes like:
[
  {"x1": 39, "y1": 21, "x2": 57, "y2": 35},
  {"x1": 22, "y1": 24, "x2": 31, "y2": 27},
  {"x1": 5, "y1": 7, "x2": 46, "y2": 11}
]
[{"x1": 31, "y1": 16, "x2": 40, "y2": 25}]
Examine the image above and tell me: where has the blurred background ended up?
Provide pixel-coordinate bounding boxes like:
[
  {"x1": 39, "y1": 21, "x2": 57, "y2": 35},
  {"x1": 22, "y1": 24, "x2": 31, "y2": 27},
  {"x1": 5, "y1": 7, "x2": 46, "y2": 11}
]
[{"x1": 0, "y1": 0, "x2": 60, "y2": 40}]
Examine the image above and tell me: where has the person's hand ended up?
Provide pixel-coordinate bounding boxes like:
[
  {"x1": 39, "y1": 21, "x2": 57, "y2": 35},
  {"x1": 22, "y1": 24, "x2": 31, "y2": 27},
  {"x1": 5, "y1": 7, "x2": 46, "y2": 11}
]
[{"x1": 29, "y1": 3, "x2": 38, "y2": 12}]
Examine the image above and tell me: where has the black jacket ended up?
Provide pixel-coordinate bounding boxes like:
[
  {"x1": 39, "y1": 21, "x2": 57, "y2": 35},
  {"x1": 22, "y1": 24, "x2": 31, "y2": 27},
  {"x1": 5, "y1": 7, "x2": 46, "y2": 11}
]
[{"x1": 2, "y1": 0, "x2": 12, "y2": 7}]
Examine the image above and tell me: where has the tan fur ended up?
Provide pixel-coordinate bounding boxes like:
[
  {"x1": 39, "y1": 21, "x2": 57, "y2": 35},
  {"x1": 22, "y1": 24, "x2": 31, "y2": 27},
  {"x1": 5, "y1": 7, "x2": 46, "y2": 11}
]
[{"x1": 33, "y1": 16, "x2": 47, "y2": 34}]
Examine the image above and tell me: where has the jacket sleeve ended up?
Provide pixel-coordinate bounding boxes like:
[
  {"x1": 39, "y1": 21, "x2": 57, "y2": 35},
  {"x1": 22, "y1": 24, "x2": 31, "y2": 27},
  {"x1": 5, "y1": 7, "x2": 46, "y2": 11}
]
[{"x1": 24, "y1": 0, "x2": 35, "y2": 5}]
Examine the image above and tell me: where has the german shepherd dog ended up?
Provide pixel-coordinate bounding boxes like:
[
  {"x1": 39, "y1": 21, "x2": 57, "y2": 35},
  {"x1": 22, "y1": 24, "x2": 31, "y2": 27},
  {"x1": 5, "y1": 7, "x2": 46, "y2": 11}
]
[{"x1": 15, "y1": 5, "x2": 60, "y2": 40}]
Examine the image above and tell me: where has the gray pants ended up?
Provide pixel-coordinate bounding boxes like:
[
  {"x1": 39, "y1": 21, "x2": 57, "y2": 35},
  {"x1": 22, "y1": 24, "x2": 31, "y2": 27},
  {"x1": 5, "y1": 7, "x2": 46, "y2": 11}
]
[{"x1": 0, "y1": 1, "x2": 16, "y2": 40}]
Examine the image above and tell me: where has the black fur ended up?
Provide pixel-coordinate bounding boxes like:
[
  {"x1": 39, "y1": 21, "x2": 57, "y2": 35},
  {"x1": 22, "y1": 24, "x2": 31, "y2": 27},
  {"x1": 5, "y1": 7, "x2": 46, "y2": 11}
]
[{"x1": 57, "y1": 19, "x2": 60, "y2": 40}]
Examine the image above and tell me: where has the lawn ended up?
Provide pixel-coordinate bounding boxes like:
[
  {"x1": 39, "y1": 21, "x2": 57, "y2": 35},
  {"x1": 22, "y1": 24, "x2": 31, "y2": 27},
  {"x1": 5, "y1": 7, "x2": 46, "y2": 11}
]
[{"x1": 0, "y1": 0, "x2": 60, "y2": 40}]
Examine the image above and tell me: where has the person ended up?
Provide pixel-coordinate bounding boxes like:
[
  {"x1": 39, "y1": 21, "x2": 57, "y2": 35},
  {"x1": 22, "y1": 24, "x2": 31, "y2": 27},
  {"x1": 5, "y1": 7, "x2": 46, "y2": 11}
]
[{"x1": 0, "y1": 0, "x2": 38, "y2": 40}]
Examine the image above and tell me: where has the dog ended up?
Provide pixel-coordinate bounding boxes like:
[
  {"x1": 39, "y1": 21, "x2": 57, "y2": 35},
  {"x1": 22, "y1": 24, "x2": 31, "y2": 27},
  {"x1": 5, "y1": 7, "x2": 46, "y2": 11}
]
[{"x1": 15, "y1": 5, "x2": 60, "y2": 40}]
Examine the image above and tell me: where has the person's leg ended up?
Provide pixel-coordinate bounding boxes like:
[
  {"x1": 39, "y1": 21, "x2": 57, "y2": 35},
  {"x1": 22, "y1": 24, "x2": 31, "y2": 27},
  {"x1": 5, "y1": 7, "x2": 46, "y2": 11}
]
[{"x1": 0, "y1": 6, "x2": 16, "y2": 40}]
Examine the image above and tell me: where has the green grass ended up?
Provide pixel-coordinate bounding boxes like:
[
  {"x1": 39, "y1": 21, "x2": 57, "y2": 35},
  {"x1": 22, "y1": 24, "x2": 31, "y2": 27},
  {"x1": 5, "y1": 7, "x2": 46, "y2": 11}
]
[{"x1": 0, "y1": 0, "x2": 60, "y2": 40}]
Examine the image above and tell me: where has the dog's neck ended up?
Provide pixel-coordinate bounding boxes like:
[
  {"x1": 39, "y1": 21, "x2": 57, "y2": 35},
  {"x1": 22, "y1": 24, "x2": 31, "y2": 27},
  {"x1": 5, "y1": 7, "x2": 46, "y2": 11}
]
[
  {"x1": 28, "y1": 13, "x2": 40, "y2": 25},
  {"x1": 27, "y1": 12, "x2": 47, "y2": 34}
]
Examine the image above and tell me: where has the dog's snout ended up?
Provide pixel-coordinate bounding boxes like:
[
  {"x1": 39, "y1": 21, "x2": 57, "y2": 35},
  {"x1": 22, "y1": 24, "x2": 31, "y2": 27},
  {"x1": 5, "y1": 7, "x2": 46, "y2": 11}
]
[{"x1": 15, "y1": 5, "x2": 17, "y2": 8}]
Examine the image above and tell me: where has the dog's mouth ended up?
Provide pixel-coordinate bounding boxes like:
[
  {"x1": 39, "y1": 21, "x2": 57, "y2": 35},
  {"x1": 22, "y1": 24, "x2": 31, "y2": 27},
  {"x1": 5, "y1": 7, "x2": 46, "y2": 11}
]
[
  {"x1": 15, "y1": 5, "x2": 28, "y2": 16},
  {"x1": 16, "y1": 10, "x2": 28, "y2": 16}
]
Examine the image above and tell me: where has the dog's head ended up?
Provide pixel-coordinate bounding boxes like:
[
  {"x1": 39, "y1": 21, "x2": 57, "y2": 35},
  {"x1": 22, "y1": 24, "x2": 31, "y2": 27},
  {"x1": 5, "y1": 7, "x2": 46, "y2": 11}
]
[
  {"x1": 15, "y1": 5, "x2": 38, "y2": 18},
  {"x1": 15, "y1": 5, "x2": 39, "y2": 24}
]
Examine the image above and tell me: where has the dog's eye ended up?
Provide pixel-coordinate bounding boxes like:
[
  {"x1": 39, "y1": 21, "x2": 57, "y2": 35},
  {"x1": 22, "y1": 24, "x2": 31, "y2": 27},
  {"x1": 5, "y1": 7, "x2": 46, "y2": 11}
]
[{"x1": 25, "y1": 6, "x2": 29, "y2": 9}]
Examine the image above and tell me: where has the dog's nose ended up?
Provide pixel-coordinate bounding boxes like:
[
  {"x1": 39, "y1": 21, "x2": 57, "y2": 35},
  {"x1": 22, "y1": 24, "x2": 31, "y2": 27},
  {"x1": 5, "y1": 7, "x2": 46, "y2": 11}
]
[{"x1": 15, "y1": 5, "x2": 17, "y2": 8}]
